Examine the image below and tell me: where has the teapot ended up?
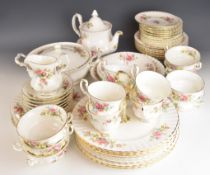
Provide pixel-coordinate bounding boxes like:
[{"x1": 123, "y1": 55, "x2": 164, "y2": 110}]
[
  {"x1": 15, "y1": 54, "x2": 69, "y2": 92},
  {"x1": 72, "y1": 10, "x2": 123, "y2": 56}
]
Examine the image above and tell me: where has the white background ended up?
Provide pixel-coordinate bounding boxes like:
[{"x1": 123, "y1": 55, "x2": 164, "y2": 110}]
[{"x1": 0, "y1": 53, "x2": 210, "y2": 175}]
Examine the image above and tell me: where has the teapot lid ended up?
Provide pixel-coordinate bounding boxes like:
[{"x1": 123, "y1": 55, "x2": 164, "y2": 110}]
[{"x1": 83, "y1": 10, "x2": 108, "y2": 31}]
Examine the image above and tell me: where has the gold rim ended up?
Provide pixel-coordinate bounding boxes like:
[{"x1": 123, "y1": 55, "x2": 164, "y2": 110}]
[
  {"x1": 76, "y1": 132, "x2": 178, "y2": 169},
  {"x1": 75, "y1": 128, "x2": 178, "y2": 157}
]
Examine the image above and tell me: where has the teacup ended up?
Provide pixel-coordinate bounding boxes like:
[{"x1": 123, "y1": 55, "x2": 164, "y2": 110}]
[
  {"x1": 15, "y1": 105, "x2": 73, "y2": 153},
  {"x1": 80, "y1": 79, "x2": 126, "y2": 115},
  {"x1": 15, "y1": 54, "x2": 69, "y2": 92},
  {"x1": 165, "y1": 46, "x2": 202, "y2": 73},
  {"x1": 131, "y1": 97, "x2": 163, "y2": 121},
  {"x1": 86, "y1": 103, "x2": 121, "y2": 133},
  {"x1": 134, "y1": 71, "x2": 171, "y2": 105},
  {"x1": 166, "y1": 70, "x2": 204, "y2": 110}
]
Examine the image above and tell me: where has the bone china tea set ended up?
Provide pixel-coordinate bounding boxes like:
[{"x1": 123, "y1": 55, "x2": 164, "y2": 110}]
[{"x1": 11, "y1": 10, "x2": 204, "y2": 168}]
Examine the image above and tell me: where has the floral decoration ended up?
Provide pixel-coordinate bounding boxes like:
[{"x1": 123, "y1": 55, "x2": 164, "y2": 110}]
[
  {"x1": 91, "y1": 101, "x2": 112, "y2": 113},
  {"x1": 83, "y1": 131, "x2": 125, "y2": 148},
  {"x1": 119, "y1": 53, "x2": 136, "y2": 64},
  {"x1": 145, "y1": 63, "x2": 155, "y2": 71},
  {"x1": 73, "y1": 92, "x2": 82, "y2": 101},
  {"x1": 34, "y1": 68, "x2": 54, "y2": 86},
  {"x1": 106, "y1": 74, "x2": 116, "y2": 82},
  {"x1": 181, "y1": 49, "x2": 197, "y2": 59},
  {"x1": 151, "y1": 124, "x2": 170, "y2": 140},
  {"x1": 14, "y1": 103, "x2": 25, "y2": 117},
  {"x1": 40, "y1": 106, "x2": 62, "y2": 117},
  {"x1": 77, "y1": 105, "x2": 88, "y2": 120},
  {"x1": 138, "y1": 93, "x2": 151, "y2": 104},
  {"x1": 171, "y1": 92, "x2": 190, "y2": 102},
  {"x1": 73, "y1": 46, "x2": 87, "y2": 57}
]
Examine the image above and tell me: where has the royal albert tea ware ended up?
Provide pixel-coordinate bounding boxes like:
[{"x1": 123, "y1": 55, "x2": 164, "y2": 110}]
[
  {"x1": 130, "y1": 95, "x2": 163, "y2": 121},
  {"x1": 133, "y1": 71, "x2": 171, "y2": 105},
  {"x1": 15, "y1": 54, "x2": 69, "y2": 92},
  {"x1": 72, "y1": 10, "x2": 123, "y2": 56},
  {"x1": 86, "y1": 103, "x2": 122, "y2": 133},
  {"x1": 97, "y1": 52, "x2": 165, "y2": 82},
  {"x1": 165, "y1": 46, "x2": 202, "y2": 73},
  {"x1": 21, "y1": 75, "x2": 73, "y2": 112},
  {"x1": 16, "y1": 42, "x2": 92, "y2": 84},
  {"x1": 72, "y1": 96, "x2": 179, "y2": 168},
  {"x1": 166, "y1": 70, "x2": 204, "y2": 110},
  {"x1": 76, "y1": 128, "x2": 179, "y2": 168},
  {"x1": 80, "y1": 79, "x2": 126, "y2": 115},
  {"x1": 134, "y1": 11, "x2": 188, "y2": 60},
  {"x1": 14, "y1": 105, "x2": 73, "y2": 165},
  {"x1": 134, "y1": 31, "x2": 189, "y2": 60}
]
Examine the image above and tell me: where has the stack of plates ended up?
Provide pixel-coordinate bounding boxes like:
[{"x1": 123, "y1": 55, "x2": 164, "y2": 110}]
[
  {"x1": 134, "y1": 11, "x2": 189, "y2": 60},
  {"x1": 72, "y1": 97, "x2": 179, "y2": 169},
  {"x1": 21, "y1": 75, "x2": 73, "y2": 112},
  {"x1": 21, "y1": 76, "x2": 73, "y2": 111}
]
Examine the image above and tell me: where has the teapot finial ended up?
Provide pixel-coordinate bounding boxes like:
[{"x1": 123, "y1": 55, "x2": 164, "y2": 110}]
[{"x1": 92, "y1": 10, "x2": 98, "y2": 17}]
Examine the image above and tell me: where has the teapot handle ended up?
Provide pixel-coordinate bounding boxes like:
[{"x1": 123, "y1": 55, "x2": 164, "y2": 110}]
[
  {"x1": 72, "y1": 13, "x2": 83, "y2": 37},
  {"x1": 15, "y1": 53, "x2": 26, "y2": 67}
]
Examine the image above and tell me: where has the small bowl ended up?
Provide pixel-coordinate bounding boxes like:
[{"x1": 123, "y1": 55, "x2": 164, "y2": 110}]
[
  {"x1": 135, "y1": 71, "x2": 171, "y2": 105},
  {"x1": 165, "y1": 46, "x2": 201, "y2": 73},
  {"x1": 16, "y1": 105, "x2": 73, "y2": 151},
  {"x1": 166, "y1": 70, "x2": 204, "y2": 110}
]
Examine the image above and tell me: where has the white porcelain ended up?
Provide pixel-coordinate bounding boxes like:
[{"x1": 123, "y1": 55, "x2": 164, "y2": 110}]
[
  {"x1": 130, "y1": 91, "x2": 163, "y2": 121},
  {"x1": 165, "y1": 46, "x2": 202, "y2": 73},
  {"x1": 72, "y1": 97, "x2": 179, "y2": 152},
  {"x1": 15, "y1": 54, "x2": 68, "y2": 92},
  {"x1": 16, "y1": 42, "x2": 92, "y2": 84},
  {"x1": 86, "y1": 103, "x2": 121, "y2": 133},
  {"x1": 80, "y1": 79, "x2": 126, "y2": 115},
  {"x1": 16, "y1": 105, "x2": 73, "y2": 150},
  {"x1": 97, "y1": 52, "x2": 165, "y2": 82},
  {"x1": 166, "y1": 70, "x2": 204, "y2": 110},
  {"x1": 72, "y1": 10, "x2": 123, "y2": 55},
  {"x1": 135, "y1": 71, "x2": 171, "y2": 105}
]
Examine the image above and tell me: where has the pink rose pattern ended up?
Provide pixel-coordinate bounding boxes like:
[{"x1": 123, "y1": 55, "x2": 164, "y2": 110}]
[
  {"x1": 34, "y1": 68, "x2": 53, "y2": 86},
  {"x1": 151, "y1": 124, "x2": 169, "y2": 140},
  {"x1": 92, "y1": 102, "x2": 111, "y2": 113},
  {"x1": 83, "y1": 131, "x2": 124, "y2": 148}
]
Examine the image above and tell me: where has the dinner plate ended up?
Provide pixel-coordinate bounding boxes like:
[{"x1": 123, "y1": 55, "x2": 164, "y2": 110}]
[{"x1": 72, "y1": 97, "x2": 179, "y2": 153}]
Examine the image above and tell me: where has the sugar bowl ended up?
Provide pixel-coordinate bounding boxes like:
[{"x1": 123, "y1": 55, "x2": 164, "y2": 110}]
[
  {"x1": 72, "y1": 10, "x2": 123, "y2": 56},
  {"x1": 13, "y1": 105, "x2": 74, "y2": 166}
]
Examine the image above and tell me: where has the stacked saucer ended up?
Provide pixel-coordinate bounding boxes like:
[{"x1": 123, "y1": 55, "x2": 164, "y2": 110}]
[
  {"x1": 11, "y1": 75, "x2": 73, "y2": 127},
  {"x1": 134, "y1": 11, "x2": 189, "y2": 60},
  {"x1": 72, "y1": 97, "x2": 179, "y2": 169},
  {"x1": 21, "y1": 75, "x2": 73, "y2": 112}
]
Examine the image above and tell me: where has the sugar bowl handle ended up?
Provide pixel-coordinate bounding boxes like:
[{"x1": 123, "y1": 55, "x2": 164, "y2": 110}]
[
  {"x1": 15, "y1": 53, "x2": 26, "y2": 67},
  {"x1": 72, "y1": 13, "x2": 83, "y2": 37},
  {"x1": 194, "y1": 62, "x2": 202, "y2": 70},
  {"x1": 12, "y1": 142, "x2": 22, "y2": 152},
  {"x1": 80, "y1": 79, "x2": 89, "y2": 96},
  {"x1": 67, "y1": 113, "x2": 74, "y2": 135},
  {"x1": 130, "y1": 64, "x2": 140, "y2": 78}
]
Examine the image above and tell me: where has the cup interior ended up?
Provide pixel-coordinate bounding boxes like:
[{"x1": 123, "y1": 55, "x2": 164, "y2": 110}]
[
  {"x1": 17, "y1": 105, "x2": 67, "y2": 141},
  {"x1": 136, "y1": 71, "x2": 171, "y2": 100},
  {"x1": 165, "y1": 46, "x2": 200, "y2": 66},
  {"x1": 88, "y1": 81, "x2": 126, "y2": 101},
  {"x1": 166, "y1": 70, "x2": 204, "y2": 93},
  {"x1": 26, "y1": 55, "x2": 57, "y2": 65}
]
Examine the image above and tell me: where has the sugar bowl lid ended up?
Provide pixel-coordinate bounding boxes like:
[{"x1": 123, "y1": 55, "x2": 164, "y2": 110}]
[{"x1": 83, "y1": 10, "x2": 108, "y2": 31}]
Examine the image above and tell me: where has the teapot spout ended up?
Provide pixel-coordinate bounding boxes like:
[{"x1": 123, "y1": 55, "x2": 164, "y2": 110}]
[{"x1": 110, "y1": 31, "x2": 123, "y2": 49}]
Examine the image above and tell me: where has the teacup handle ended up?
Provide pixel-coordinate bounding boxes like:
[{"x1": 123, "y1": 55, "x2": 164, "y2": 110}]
[
  {"x1": 194, "y1": 62, "x2": 202, "y2": 70},
  {"x1": 72, "y1": 13, "x2": 83, "y2": 37},
  {"x1": 15, "y1": 53, "x2": 26, "y2": 67},
  {"x1": 12, "y1": 142, "x2": 22, "y2": 152},
  {"x1": 80, "y1": 79, "x2": 89, "y2": 96},
  {"x1": 27, "y1": 158, "x2": 38, "y2": 166},
  {"x1": 67, "y1": 113, "x2": 74, "y2": 135}
]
